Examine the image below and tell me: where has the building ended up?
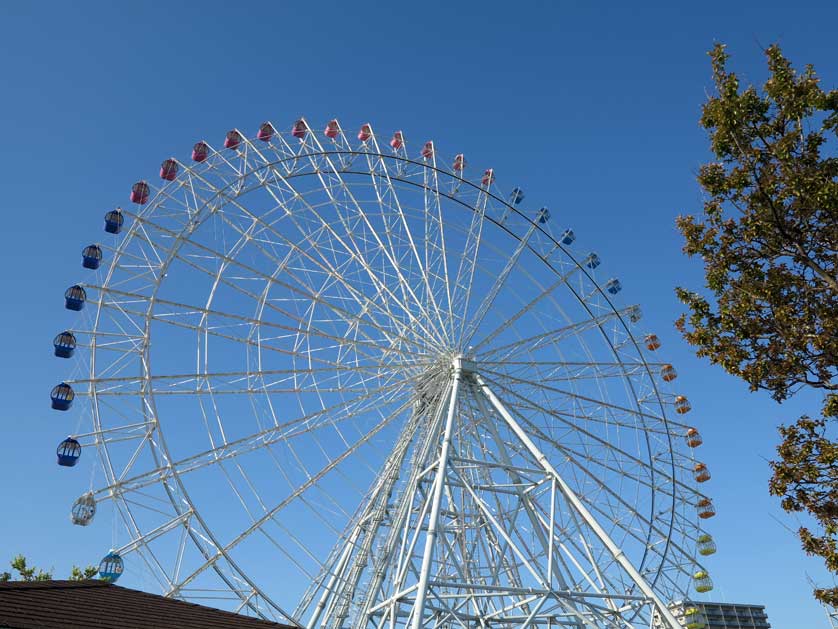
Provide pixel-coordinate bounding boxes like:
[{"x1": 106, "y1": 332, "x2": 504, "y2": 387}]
[
  {"x1": 655, "y1": 600, "x2": 771, "y2": 629},
  {"x1": 0, "y1": 580, "x2": 294, "y2": 629}
]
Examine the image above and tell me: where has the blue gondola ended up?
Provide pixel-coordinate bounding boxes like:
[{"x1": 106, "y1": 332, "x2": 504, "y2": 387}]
[
  {"x1": 57, "y1": 437, "x2": 81, "y2": 467},
  {"x1": 537, "y1": 208, "x2": 550, "y2": 224},
  {"x1": 98, "y1": 551, "x2": 124, "y2": 583},
  {"x1": 53, "y1": 331, "x2": 77, "y2": 358},
  {"x1": 64, "y1": 285, "x2": 86, "y2": 311},
  {"x1": 605, "y1": 278, "x2": 622, "y2": 295},
  {"x1": 82, "y1": 245, "x2": 103, "y2": 270},
  {"x1": 51, "y1": 382, "x2": 75, "y2": 411},
  {"x1": 628, "y1": 305, "x2": 642, "y2": 323},
  {"x1": 561, "y1": 229, "x2": 575, "y2": 245},
  {"x1": 104, "y1": 208, "x2": 124, "y2": 234},
  {"x1": 509, "y1": 187, "x2": 525, "y2": 205},
  {"x1": 584, "y1": 253, "x2": 601, "y2": 269}
]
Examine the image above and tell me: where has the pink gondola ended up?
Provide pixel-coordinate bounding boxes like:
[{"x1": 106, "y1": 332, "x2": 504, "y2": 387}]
[
  {"x1": 159, "y1": 159, "x2": 178, "y2": 181},
  {"x1": 292, "y1": 119, "x2": 308, "y2": 139},
  {"x1": 192, "y1": 141, "x2": 209, "y2": 162},
  {"x1": 130, "y1": 181, "x2": 149, "y2": 204},
  {"x1": 358, "y1": 124, "x2": 372, "y2": 142},
  {"x1": 390, "y1": 131, "x2": 404, "y2": 150},
  {"x1": 482, "y1": 169, "x2": 495, "y2": 186},
  {"x1": 324, "y1": 120, "x2": 340, "y2": 139},
  {"x1": 453, "y1": 154, "x2": 466, "y2": 172},
  {"x1": 421, "y1": 141, "x2": 434, "y2": 160},
  {"x1": 257, "y1": 122, "x2": 275, "y2": 142},
  {"x1": 224, "y1": 130, "x2": 242, "y2": 150}
]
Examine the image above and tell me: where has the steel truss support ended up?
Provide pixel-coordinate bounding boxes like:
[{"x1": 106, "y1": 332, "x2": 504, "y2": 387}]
[
  {"x1": 474, "y1": 372, "x2": 682, "y2": 629},
  {"x1": 409, "y1": 358, "x2": 463, "y2": 629},
  {"x1": 304, "y1": 356, "x2": 684, "y2": 628}
]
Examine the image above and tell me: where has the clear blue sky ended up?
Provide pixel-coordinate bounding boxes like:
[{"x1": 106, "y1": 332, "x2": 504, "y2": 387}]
[{"x1": 1, "y1": 1, "x2": 835, "y2": 626}]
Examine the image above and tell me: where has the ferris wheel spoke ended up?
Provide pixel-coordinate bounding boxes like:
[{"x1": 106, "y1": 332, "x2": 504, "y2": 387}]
[
  {"x1": 86, "y1": 284, "x2": 415, "y2": 367},
  {"x1": 478, "y1": 374, "x2": 681, "y2": 484},
  {"x1": 213, "y1": 452, "x2": 329, "y2": 581},
  {"x1": 501, "y1": 363, "x2": 650, "y2": 383},
  {"x1": 313, "y1": 169, "x2": 451, "y2": 349},
  {"x1": 72, "y1": 365, "x2": 422, "y2": 395},
  {"x1": 461, "y1": 214, "x2": 545, "y2": 347},
  {"x1": 480, "y1": 367, "x2": 667, "y2": 426},
  {"x1": 72, "y1": 420, "x2": 150, "y2": 447},
  {"x1": 480, "y1": 388, "x2": 701, "y2": 583},
  {"x1": 481, "y1": 359, "x2": 658, "y2": 384},
  {"x1": 205, "y1": 198, "x2": 424, "y2": 353},
  {"x1": 121, "y1": 211, "x2": 423, "y2": 360},
  {"x1": 176, "y1": 161, "x2": 440, "y2": 351},
  {"x1": 357, "y1": 128, "x2": 453, "y2": 349},
  {"x1": 449, "y1": 177, "x2": 493, "y2": 346},
  {"x1": 476, "y1": 306, "x2": 639, "y2": 363},
  {"x1": 115, "y1": 511, "x2": 194, "y2": 556},
  {"x1": 474, "y1": 376, "x2": 687, "y2": 627},
  {"x1": 169, "y1": 394, "x2": 409, "y2": 598},
  {"x1": 470, "y1": 267, "x2": 587, "y2": 354},
  {"x1": 91, "y1": 377, "x2": 411, "y2": 500},
  {"x1": 94, "y1": 305, "x2": 401, "y2": 374},
  {"x1": 244, "y1": 153, "x2": 449, "y2": 349},
  {"x1": 420, "y1": 145, "x2": 455, "y2": 343}
]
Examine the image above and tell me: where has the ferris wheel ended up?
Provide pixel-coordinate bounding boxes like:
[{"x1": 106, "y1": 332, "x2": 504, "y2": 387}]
[{"x1": 51, "y1": 118, "x2": 717, "y2": 628}]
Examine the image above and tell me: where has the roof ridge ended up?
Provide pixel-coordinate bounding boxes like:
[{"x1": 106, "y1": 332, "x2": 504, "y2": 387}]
[{"x1": 0, "y1": 579, "x2": 111, "y2": 590}]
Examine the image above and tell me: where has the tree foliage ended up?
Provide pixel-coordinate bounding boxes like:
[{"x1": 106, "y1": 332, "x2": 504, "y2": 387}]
[
  {"x1": 769, "y1": 408, "x2": 838, "y2": 605},
  {"x1": 0, "y1": 555, "x2": 97, "y2": 583},
  {"x1": 676, "y1": 43, "x2": 838, "y2": 604},
  {"x1": 0, "y1": 555, "x2": 52, "y2": 583}
]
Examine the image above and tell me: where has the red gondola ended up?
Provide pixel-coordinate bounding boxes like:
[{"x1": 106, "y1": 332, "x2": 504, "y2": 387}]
[
  {"x1": 224, "y1": 130, "x2": 242, "y2": 150},
  {"x1": 130, "y1": 181, "x2": 149, "y2": 204},
  {"x1": 390, "y1": 131, "x2": 403, "y2": 150},
  {"x1": 292, "y1": 119, "x2": 308, "y2": 139},
  {"x1": 192, "y1": 141, "x2": 209, "y2": 162},
  {"x1": 257, "y1": 122, "x2": 275, "y2": 142},
  {"x1": 160, "y1": 158, "x2": 178, "y2": 181},
  {"x1": 324, "y1": 120, "x2": 340, "y2": 139}
]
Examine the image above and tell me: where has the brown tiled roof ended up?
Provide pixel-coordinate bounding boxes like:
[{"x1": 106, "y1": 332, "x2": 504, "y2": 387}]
[{"x1": 0, "y1": 580, "x2": 296, "y2": 629}]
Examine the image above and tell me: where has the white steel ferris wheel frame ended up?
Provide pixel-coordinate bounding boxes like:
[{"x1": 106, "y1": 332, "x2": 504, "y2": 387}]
[{"x1": 58, "y1": 118, "x2": 712, "y2": 629}]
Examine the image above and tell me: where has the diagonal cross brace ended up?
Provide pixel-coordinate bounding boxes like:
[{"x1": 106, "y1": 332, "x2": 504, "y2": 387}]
[{"x1": 473, "y1": 373, "x2": 683, "y2": 629}]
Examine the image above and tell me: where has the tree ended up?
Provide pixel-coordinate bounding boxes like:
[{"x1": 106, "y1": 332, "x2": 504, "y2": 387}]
[
  {"x1": 69, "y1": 564, "x2": 99, "y2": 581},
  {"x1": 675, "y1": 43, "x2": 838, "y2": 604},
  {"x1": 0, "y1": 556, "x2": 52, "y2": 583},
  {"x1": 0, "y1": 555, "x2": 98, "y2": 583}
]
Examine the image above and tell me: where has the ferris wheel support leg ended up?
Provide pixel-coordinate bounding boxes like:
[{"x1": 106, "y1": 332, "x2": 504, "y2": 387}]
[
  {"x1": 306, "y1": 526, "x2": 359, "y2": 629},
  {"x1": 473, "y1": 374, "x2": 683, "y2": 629},
  {"x1": 408, "y1": 360, "x2": 463, "y2": 629}
]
